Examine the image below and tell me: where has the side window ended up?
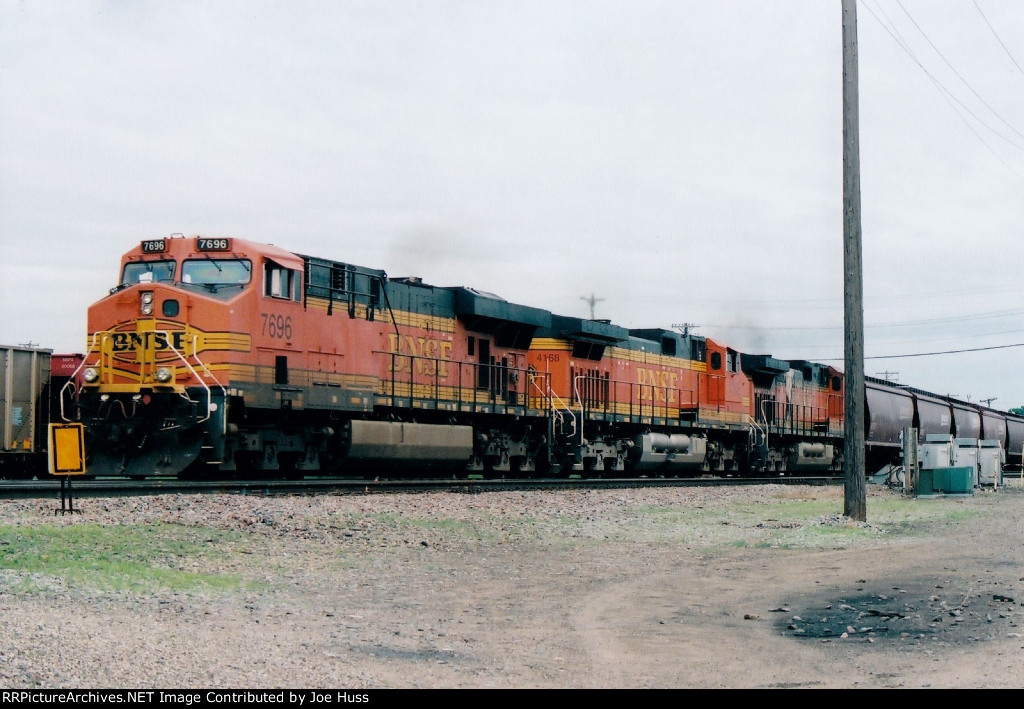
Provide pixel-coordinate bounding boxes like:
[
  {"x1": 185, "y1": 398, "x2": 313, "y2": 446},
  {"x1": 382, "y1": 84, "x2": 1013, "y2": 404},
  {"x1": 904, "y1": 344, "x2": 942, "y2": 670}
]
[
  {"x1": 265, "y1": 262, "x2": 299, "y2": 301},
  {"x1": 710, "y1": 352, "x2": 722, "y2": 371},
  {"x1": 690, "y1": 339, "x2": 706, "y2": 363}
]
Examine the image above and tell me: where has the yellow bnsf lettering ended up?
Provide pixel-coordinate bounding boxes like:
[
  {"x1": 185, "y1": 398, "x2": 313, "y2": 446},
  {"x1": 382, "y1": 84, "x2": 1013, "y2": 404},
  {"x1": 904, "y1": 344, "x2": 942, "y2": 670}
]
[
  {"x1": 637, "y1": 367, "x2": 677, "y2": 403},
  {"x1": 110, "y1": 331, "x2": 188, "y2": 352},
  {"x1": 387, "y1": 333, "x2": 454, "y2": 376}
]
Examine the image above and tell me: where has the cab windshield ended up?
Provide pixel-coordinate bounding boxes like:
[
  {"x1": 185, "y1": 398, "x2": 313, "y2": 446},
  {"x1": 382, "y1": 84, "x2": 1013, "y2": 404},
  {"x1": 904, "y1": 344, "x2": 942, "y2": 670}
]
[
  {"x1": 122, "y1": 260, "x2": 175, "y2": 285},
  {"x1": 181, "y1": 258, "x2": 252, "y2": 289}
]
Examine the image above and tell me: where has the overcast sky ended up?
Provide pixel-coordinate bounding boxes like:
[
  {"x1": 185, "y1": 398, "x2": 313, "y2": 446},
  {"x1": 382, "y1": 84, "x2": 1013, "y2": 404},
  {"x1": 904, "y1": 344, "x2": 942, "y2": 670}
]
[{"x1": 2, "y1": 1, "x2": 1022, "y2": 410}]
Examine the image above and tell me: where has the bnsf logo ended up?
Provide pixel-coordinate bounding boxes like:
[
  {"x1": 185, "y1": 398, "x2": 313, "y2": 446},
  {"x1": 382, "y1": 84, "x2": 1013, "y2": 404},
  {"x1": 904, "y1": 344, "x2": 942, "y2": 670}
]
[{"x1": 110, "y1": 330, "x2": 189, "y2": 352}]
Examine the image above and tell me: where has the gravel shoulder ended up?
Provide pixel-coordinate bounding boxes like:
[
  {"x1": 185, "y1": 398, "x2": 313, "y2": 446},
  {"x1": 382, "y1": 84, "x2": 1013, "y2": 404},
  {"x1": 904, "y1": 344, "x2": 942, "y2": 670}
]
[{"x1": 1, "y1": 482, "x2": 1023, "y2": 689}]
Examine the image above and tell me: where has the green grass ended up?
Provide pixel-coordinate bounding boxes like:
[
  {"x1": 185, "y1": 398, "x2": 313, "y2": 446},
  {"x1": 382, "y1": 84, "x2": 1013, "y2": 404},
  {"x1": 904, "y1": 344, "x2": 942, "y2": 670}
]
[
  {"x1": 0, "y1": 491, "x2": 989, "y2": 596},
  {"x1": 0, "y1": 523, "x2": 251, "y2": 595}
]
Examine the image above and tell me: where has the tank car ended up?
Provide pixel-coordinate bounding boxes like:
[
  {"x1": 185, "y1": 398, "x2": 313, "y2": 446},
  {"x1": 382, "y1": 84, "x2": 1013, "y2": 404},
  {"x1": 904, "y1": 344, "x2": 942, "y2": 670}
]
[
  {"x1": 862, "y1": 376, "x2": 1021, "y2": 478},
  {"x1": 1004, "y1": 413, "x2": 1024, "y2": 474},
  {"x1": 863, "y1": 377, "x2": 914, "y2": 471}
]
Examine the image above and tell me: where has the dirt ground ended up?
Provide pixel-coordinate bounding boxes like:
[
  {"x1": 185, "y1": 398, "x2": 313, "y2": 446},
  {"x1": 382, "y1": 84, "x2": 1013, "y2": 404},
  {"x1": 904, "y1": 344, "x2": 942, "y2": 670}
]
[{"x1": 1, "y1": 482, "x2": 1023, "y2": 689}]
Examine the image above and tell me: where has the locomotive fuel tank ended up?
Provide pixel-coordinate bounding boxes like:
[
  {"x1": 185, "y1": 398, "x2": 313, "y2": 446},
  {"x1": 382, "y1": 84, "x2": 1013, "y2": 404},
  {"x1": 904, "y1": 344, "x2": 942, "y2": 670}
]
[
  {"x1": 786, "y1": 441, "x2": 836, "y2": 470},
  {"x1": 343, "y1": 420, "x2": 474, "y2": 467},
  {"x1": 629, "y1": 432, "x2": 708, "y2": 470}
]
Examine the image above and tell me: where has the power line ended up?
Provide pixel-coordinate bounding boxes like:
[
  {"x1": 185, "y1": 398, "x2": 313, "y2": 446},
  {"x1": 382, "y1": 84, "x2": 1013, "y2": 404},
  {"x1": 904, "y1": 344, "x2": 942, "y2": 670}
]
[
  {"x1": 973, "y1": 0, "x2": 1024, "y2": 79},
  {"x1": 703, "y1": 306, "x2": 1024, "y2": 332},
  {"x1": 814, "y1": 341, "x2": 1024, "y2": 362},
  {"x1": 861, "y1": 0, "x2": 1024, "y2": 180},
  {"x1": 868, "y1": 342, "x2": 1024, "y2": 359},
  {"x1": 896, "y1": 0, "x2": 1024, "y2": 143},
  {"x1": 667, "y1": 283, "x2": 1024, "y2": 310}
]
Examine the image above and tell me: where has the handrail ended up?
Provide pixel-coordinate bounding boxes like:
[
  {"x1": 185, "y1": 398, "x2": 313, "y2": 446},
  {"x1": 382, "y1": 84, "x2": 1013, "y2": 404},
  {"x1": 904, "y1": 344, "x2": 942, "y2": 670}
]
[
  {"x1": 59, "y1": 331, "x2": 109, "y2": 422},
  {"x1": 376, "y1": 349, "x2": 538, "y2": 415},
  {"x1": 759, "y1": 398, "x2": 772, "y2": 450},
  {"x1": 530, "y1": 373, "x2": 576, "y2": 438},
  {"x1": 59, "y1": 329, "x2": 226, "y2": 429},
  {"x1": 748, "y1": 412, "x2": 764, "y2": 440},
  {"x1": 157, "y1": 331, "x2": 220, "y2": 425}
]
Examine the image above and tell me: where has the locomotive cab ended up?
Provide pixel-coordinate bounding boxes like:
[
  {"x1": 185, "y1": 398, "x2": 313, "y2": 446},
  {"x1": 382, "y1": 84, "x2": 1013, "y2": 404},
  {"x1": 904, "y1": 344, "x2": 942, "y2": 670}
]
[{"x1": 72, "y1": 236, "x2": 294, "y2": 476}]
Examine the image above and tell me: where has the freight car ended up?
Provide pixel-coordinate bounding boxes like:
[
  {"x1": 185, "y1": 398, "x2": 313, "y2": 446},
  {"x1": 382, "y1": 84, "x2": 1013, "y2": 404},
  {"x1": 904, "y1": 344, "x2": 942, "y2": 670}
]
[
  {"x1": 0, "y1": 346, "x2": 83, "y2": 478},
  {"x1": 54, "y1": 235, "x2": 1015, "y2": 480},
  {"x1": 864, "y1": 375, "x2": 1024, "y2": 475},
  {"x1": 0, "y1": 345, "x2": 51, "y2": 478}
]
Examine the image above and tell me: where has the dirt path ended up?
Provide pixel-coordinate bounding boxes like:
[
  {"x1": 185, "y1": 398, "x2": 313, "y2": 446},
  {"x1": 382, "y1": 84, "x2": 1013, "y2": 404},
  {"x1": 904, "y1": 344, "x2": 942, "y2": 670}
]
[{"x1": 1, "y1": 484, "x2": 1023, "y2": 688}]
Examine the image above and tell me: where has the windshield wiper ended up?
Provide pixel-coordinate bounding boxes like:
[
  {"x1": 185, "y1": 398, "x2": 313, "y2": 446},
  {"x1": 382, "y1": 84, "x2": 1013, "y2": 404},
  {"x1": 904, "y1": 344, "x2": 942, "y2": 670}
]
[{"x1": 203, "y1": 253, "x2": 223, "y2": 272}]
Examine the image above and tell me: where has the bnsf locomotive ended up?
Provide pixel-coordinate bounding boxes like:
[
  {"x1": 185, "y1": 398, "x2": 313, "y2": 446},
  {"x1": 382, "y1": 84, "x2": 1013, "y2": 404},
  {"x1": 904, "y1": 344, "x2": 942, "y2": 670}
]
[{"x1": 53, "y1": 235, "x2": 1021, "y2": 479}]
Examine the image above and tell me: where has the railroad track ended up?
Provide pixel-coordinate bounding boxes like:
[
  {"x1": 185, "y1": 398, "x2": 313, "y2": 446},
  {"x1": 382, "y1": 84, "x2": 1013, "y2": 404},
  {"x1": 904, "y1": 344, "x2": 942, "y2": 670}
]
[{"x1": 0, "y1": 474, "x2": 843, "y2": 501}]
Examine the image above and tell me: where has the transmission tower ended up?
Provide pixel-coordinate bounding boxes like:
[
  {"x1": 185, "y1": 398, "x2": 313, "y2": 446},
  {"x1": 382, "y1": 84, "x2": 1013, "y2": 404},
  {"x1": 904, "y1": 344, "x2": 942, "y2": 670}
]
[
  {"x1": 580, "y1": 293, "x2": 604, "y2": 320},
  {"x1": 672, "y1": 323, "x2": 698, "y2": 337}
]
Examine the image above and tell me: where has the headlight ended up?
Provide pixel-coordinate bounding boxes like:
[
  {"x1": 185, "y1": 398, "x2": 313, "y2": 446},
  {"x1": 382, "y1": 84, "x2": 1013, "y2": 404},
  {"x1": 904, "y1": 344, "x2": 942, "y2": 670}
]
[
  {"x1": 83, "y1": 368, "x2": 99, "y2": 383},
  {"x1": 141, "y1": 291, "x2": 154, "y2": 315},
  {"x1": 141, "y1": 292, "x2": 154, "y2": 304},
  {"x1": 155, "y1": 367, "x2": 173, "y2": 383}
]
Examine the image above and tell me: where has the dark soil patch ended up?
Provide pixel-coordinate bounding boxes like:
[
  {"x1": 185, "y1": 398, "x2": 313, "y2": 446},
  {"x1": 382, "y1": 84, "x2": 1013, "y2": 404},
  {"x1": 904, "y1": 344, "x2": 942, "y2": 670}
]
[{"x1": 776, "y1": 577, "x2": 1023, "y2": 645}]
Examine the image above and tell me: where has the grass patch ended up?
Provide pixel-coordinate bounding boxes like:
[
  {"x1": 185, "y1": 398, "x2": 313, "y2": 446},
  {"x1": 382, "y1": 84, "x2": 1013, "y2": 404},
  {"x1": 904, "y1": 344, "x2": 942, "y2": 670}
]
[
  {"x1": 351, "y1": 510, "x2": 537, "y2": 543},
  {"x1": 401, "y1": 516, "x2": 495, "y2": 540},
  {"x1": 0, "y1": 523, "x2": 251, "y2": 595},
  {"x1": 564, "y1": 493, "x2": 985, "y2": 550}
]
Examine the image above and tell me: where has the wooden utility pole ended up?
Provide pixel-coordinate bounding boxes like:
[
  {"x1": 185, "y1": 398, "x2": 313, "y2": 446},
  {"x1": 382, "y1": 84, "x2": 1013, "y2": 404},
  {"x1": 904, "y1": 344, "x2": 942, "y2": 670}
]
[{"x1": 842, "y1": 0, "x2": 867, "y2": 521}]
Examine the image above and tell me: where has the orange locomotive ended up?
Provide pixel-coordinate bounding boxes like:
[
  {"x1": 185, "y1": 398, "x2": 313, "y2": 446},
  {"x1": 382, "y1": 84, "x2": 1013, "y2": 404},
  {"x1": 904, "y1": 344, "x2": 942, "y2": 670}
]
[
  {"x1": 527, "y1": 318, "x2": 843, "y2": 474},
  {"x1": 71, "y1": 235, "x2": 554, "y2": 477},
  {"x1": 68, "y1": 234, "x2": 846, "y2": 477}
]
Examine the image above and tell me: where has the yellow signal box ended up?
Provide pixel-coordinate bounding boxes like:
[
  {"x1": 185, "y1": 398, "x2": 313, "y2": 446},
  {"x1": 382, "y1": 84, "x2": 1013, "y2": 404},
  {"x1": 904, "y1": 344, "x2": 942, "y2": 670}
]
[{"x1": 48, "y1": 423, "x2": 87, "y2": 476}]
